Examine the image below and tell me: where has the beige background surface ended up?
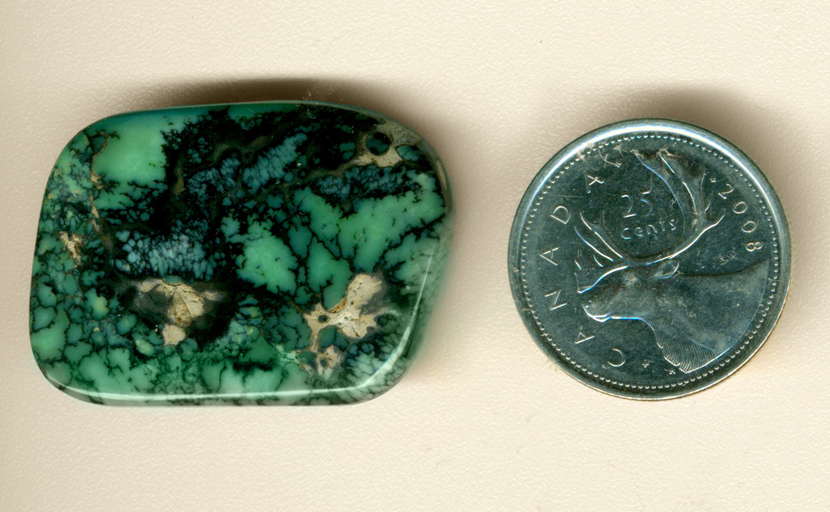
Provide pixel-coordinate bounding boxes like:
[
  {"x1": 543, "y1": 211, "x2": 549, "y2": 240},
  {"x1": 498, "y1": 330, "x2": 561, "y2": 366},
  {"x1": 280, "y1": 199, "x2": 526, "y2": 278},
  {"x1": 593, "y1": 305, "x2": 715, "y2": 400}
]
[{"x1": 1, "y1": 1, "x2": 828, "y2": 510}]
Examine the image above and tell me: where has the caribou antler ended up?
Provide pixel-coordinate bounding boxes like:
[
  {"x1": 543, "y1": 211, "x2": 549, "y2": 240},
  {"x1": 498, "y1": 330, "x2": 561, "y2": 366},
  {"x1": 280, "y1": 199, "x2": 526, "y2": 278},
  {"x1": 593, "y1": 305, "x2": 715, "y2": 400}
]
[
  {"x1": 574, "y1": 212, "x2": 630, "y2": 293},
  {"x1": 574, "y1": 149, "x2": 725, "y2": 293},
  {"x1": 633, "y1": 149, "x2": 724, "y2": 261}
]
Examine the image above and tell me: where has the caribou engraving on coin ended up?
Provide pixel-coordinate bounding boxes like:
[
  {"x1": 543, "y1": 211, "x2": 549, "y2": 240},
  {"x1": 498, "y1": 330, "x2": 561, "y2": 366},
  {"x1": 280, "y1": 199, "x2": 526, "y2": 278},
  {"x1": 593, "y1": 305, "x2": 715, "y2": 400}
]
[
  {"x1": 574, "y1": 149, "x2": 768, "y2": 374},
  {"x1": 509, "y1": 120, "x2": 790, "y2": 399}
]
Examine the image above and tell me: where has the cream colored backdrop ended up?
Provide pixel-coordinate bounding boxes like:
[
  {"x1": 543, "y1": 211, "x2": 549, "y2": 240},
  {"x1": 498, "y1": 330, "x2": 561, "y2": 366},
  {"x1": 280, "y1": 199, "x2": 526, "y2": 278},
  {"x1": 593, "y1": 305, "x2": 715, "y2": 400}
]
[{"x1": 1, "y1": 1, "x2": 827, "y2": 510}]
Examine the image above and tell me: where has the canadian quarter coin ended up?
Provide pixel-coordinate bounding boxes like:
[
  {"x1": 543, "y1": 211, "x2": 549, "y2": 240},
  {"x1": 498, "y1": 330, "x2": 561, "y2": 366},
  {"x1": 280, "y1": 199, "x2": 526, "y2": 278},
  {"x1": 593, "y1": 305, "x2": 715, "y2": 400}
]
[{"x1": 508, "y1": 119, "x2": 791, "y2": 399}]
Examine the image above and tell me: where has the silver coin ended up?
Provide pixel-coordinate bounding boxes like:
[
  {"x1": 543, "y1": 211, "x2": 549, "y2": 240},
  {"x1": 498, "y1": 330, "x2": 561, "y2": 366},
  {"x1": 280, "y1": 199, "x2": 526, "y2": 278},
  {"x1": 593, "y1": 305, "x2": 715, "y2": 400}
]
[{"x1": 508, "y1": 119, "x2": 790, "y2": 399}]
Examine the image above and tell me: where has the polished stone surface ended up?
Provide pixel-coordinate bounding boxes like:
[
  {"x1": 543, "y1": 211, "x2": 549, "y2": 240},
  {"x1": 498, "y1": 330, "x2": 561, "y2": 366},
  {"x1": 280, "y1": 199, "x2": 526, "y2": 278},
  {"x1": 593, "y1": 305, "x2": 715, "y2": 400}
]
[{"x1": 30, "y1": 102, "x2": 453, "y2": 405}]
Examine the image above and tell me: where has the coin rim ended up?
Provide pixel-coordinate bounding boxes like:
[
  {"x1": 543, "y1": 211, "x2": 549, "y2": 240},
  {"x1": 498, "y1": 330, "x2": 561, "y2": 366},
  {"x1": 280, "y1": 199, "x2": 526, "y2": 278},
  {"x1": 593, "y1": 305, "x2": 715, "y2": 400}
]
[{"x1": 508, "y1": 118, "x2": 791, "y2": 400}]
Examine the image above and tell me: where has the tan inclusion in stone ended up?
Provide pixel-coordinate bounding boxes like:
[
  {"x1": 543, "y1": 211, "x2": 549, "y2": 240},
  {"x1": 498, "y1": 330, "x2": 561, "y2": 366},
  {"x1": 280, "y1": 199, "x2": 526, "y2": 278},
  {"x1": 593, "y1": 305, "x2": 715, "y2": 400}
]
[
  {"x1": 303, "y1": 273, "x2": 389, "y2": 376},
  {"x1": 59, "y1": 232, "x2": 84, "y2": 266},
  {"x1": 134, "y1": 278, "x2": 222, "y2": 346},
  {"x1": 336, "y1": 120, "x2": 421, "y2": 172}
]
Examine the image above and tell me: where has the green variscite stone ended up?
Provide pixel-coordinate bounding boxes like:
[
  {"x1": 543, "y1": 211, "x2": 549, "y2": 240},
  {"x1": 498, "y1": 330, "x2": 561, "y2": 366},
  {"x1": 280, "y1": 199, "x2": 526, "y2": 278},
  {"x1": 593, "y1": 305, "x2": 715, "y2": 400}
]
[{"x1": 30, "y1": 102, "x2": 453, "y2": 405}]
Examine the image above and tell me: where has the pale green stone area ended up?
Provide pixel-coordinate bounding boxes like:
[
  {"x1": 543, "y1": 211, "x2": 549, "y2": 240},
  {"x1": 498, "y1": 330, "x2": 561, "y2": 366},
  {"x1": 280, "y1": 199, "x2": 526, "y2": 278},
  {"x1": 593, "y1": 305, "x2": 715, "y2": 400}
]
[
  {"x1": 92, "y1": 108, "x2": 212, "y2": 210},
  {"x1": 231, "y1": 222, "x2": 299, "y2": 294},
  {"x1": 30, "y1": 102, "x2": 453, "y2": 405}
]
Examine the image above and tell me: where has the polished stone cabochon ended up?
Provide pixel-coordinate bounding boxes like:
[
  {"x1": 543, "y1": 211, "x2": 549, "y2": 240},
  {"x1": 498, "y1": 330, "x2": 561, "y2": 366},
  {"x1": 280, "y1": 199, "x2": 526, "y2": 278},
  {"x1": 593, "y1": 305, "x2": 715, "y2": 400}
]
[{"x1": 30, "y1": 102, "x2": 453, "y2": 405}]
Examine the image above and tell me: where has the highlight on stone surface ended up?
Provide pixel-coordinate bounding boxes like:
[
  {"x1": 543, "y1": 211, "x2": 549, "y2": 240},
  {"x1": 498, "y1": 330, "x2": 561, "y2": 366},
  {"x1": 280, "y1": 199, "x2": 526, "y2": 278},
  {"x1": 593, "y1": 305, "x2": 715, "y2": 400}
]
[{"x1": 29, "y1": 101, "x2": 453, "y2": 405}]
